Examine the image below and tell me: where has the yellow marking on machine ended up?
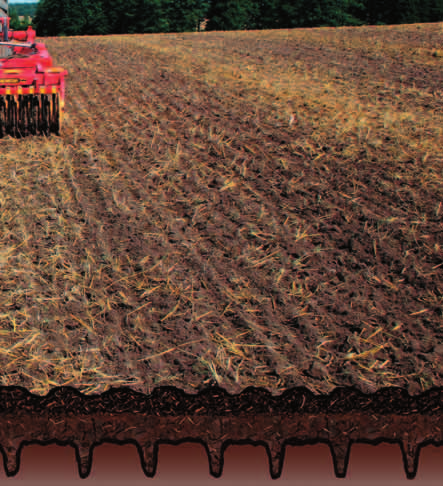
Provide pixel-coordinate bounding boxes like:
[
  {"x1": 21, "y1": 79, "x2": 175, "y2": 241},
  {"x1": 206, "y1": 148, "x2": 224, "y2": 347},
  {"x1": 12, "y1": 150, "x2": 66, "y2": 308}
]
[
  {"x1": 0, "y1": 78, "x2": 20, "y2": 83},
  {"x1": 46, "y1": 67, "x2": 64, "y2": 73}
]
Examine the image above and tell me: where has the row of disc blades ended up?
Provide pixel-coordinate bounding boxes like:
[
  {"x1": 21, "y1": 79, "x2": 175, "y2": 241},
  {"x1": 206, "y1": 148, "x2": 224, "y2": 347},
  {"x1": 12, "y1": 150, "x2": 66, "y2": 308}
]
[{"x1": 0, "y1": 93, "x2": 60, "y2": 137}]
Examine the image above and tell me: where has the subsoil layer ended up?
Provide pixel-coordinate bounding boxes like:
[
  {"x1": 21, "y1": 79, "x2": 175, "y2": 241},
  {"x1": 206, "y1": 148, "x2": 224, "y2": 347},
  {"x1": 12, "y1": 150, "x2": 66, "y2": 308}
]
[{"x1": 1, "y1": 385, "x2": 443, "y2": 479}]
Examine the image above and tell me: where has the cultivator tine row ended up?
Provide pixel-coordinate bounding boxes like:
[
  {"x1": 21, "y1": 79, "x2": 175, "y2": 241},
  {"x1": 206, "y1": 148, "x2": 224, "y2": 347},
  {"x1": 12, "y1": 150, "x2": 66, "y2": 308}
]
[{"x1": 0, "y1": 93, "x2": 60, "y2": 138}]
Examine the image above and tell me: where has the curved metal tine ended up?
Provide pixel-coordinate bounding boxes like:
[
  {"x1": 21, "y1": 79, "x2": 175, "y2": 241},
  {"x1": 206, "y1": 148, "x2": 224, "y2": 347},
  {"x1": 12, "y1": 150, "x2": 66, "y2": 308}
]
[{"x1": 0, "y1": 98, "x2": 5, "y2": 137}]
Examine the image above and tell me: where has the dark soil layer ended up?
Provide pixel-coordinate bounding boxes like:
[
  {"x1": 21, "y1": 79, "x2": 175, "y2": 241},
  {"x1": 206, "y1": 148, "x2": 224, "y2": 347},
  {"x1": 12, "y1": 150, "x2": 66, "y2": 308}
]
[{"x1": 1, "y1": 385, "x2": 443, "y2": 479}]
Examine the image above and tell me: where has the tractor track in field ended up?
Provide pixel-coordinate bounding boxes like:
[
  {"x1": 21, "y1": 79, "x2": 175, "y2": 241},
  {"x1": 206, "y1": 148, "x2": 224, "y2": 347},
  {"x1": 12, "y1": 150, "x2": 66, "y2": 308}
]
[
  {"x1": 59, "y1": 43, "x2": 335, "y2": 390},
  {"x1": 62, "y1": 45, "x2": 317, "y2": 387},
  {"x1": 60, "y1": 53, "x2": 301, "y2": 392}
]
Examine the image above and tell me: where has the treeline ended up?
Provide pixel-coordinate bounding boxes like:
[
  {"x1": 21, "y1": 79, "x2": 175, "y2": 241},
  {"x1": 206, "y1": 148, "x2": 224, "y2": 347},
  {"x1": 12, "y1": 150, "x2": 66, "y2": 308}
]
[
  {"x1": 9, "y1": 3, "x2": 38, "y2": 18},
  {"x1": 33, "y1": 0, "x2": 209, "y2": 36},
  {"x1": 33, "y1": 0, "x2": 443, "y2": 36},
  {"x1": 9, "y1": 9, "x2": 32, "y2": 30},
  {"x1": 9, "y1": 3, "x2": 37, "y2": 31}
]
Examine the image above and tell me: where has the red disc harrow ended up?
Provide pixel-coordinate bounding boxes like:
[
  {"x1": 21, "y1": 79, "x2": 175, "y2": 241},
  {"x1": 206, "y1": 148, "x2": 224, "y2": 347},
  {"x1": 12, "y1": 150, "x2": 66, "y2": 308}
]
[{"x1": 0, "y1": 16, "x2": 67, "y2": 137}]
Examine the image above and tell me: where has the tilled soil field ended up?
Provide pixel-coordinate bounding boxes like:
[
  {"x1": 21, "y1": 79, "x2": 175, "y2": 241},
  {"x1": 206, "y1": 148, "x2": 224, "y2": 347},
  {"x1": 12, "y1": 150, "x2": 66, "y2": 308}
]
[{"x1": 0, "y1": 23, "x2": 442, "y2": 397}]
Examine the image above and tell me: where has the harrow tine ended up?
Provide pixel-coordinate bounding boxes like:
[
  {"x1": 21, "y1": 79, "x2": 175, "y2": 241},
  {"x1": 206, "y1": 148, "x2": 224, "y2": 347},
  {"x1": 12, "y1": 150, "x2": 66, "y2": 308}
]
[
  {"x1": 37, "y1": 95, "x2": 42, "y2": 135},
  {"x1": 25, "y1": 95, "x2": 32, "y2": 137},
  {"x1": 24, "y1": 95, "x2": 32, "y2": 136},
  {"x1": 7, "y1": 95, "x2": 17, "y2": 137},
  {"x1": 18, "y1": 95, "x2": 25, "y2": 137},
  {"x1": 5, "y1": 95, "x2": 11, "y2": 136},
  {"x1": 30, "y1": 95, "x2": 38, "y2": 135},
  {"x1": 0, "y1": 98, "x2": 5, "y2": 138},
  {"x1": 41, "y1": 94, "x2": 50, "y2": 136},
  {"x1": 51, "y1": 93, "x2": 60, "y2": 135}
]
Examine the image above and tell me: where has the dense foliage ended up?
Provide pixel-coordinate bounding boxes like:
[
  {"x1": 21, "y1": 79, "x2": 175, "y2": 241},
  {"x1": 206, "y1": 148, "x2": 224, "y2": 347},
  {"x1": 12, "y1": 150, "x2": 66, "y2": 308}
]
[
  {"x1": 9, "y1": 9, "x2": 30, "y2": 30},
  {"x1": 32, "y1": 0, "x2": 443, "y2": 35},
  {"x1": 9, "y1": 2, "x2": 37, "y2": 18},
  {"x1": 9, "y1": 3, "x2": 37, "y2": 30}
]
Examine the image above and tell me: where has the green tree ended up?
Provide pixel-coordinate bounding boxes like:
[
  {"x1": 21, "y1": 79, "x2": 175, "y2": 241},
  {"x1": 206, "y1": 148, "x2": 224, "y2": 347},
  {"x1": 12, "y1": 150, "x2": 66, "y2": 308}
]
[
  {"x1": 168, "y1": 0, "x2": 210, "y2": 32},
  {"x1": 340, "y1": 0, "x2": 366, "y2": 24},
  {"x1": 33, "y1": 0, "x2": 63, "y2": 36},
  {"x1": 430, "y1": 0, "x2": 443, "y2": 20},
  {"x1": 206, "y1": 0, "x2": 258, "y2": 30},
  {"x1": 57, "y1": 0, "x2": 90, "y2": 36},
  {"x1": 395, "y1": 0, "x2": 421, "y2": 23},
  {"x1": 81, "y1": 0, "x2": 110, "y2": 35},
  {"x1": 413, "y1": 0, "x2": 443, "y2": 22},
  {"x1": 250, "y1": 0, "x2": 281, "y2": 29},
  {"x1": 134, "y1": 0, "x2": 172, "y2": 33},
  {"x1": 281, "y1": 0, "x2": 365, "y2": 27},
  {"x1": 117, "y1": 0, "x2": 139, "y2": 33},
  {"x1": 11, "y1": 3, "x2": 38, "y2": 17},
  {"x1": 277, "y1": 0, "x2": 308, "y2": 27},
  {"x1": 34, "y1": 0, "x2": 103, "y2": 36},
  {"x1": 300, "y1": 0, "x2": 360, "y2": 26},
  {"x1": 9, "y1": 7, "x2": 25, "y2": 30},
  {"x1": 101, "y1": 0, "x2": 126, "y2": 34}
]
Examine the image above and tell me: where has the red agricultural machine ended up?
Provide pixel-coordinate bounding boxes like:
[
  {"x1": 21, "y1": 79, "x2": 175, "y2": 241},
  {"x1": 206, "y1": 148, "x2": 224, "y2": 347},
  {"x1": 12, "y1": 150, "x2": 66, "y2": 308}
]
[{"x1": 0, "y1": 2, "x2": 67, "y2": 137}]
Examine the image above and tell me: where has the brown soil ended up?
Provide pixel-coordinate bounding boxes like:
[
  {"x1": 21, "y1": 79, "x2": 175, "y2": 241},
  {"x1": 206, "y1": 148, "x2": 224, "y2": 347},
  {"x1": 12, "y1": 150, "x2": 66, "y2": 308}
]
[{"x1": 0, "y1": 23, "x2": 441, "y2": 398}]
